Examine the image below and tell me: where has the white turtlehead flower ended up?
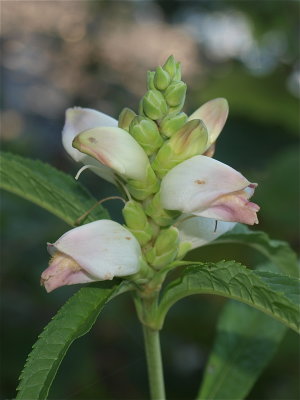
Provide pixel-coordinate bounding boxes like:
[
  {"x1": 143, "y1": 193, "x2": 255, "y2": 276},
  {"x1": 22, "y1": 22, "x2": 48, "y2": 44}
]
[
  {"x1": 41, "y1": 220, "x2": 142, "y2": 292},
  {"x1": 160, "y1": 155, "x2": 259, "y2": 226},
  {"x1": 62, "y1": 107, "x2": 149, "y2": 183}
]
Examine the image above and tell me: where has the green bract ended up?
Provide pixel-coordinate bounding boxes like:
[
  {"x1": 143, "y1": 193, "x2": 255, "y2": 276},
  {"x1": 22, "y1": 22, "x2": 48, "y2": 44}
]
[
  {"x1": 118, "y1": 107, "x2": 137, "y2": 131},
  {"x1": 145, "y1": 226, "x2": 180, "y2": 268},
  {"x1": 152, "y1": 119, "x2": 208, "y2": 177},
  {"x1": 159, "y1": 112, "x2": 188, "y2": 138}
]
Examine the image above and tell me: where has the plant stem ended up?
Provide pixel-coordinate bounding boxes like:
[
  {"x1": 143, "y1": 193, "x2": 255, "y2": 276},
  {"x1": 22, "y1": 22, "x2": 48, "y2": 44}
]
[{"x1": 143, "y1": 324, "x2": 166, "y2": 400}]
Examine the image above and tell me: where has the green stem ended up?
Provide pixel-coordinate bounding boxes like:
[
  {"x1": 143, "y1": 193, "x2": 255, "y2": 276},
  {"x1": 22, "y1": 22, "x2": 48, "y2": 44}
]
[{"x1": 143, "y1": 324, "x2": 166, "y2": 400}]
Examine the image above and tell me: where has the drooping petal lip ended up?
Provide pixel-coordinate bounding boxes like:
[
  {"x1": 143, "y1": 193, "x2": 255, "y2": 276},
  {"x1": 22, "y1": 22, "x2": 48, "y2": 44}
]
[
  {"x1": 41, "y1": 252, "x2": 95, "y2": 293},
  {"x1": 197, "y1": 189, "x2": 260, "y2": 225}
]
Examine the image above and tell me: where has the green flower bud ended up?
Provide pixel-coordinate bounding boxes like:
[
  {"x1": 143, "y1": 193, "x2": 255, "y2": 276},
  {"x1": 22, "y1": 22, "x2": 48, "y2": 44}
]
[
  {"x1": 159, "y1": 112, "x2": 188, "y2": 137},
  {"x1": 142, "y1": 90, "x2": 168, "y2": 120},
  {"x1": 152, "y1": 119, "x2": 208, "y2": 178},
  {"x1": 154, "y1": 226, "x2": 179, "y2": 256},
  {"x1": 122, "y1": 200, "x2": 153, "y2": 246},
  {"x1": 163, "y1": 55, "x2": 177, "y2": 79},
  {"x1": 144, "y1": 193, "x2": 180, "y2": 226},
  {"x1": 167, "y1": 98, "x2": 185, "y2": 115},
  {"x1": 145, "y1": 226, "x2": 179, "y2": 268},
  {"x1": 118, "y1": 107, "x2": 136, "y2": 131},
  {"x1": 169, "y1": 119, "x2": 208, "y2": 154},
  {"x1": 173, "y1": 61, "x2": 182, "y2": 81},
  {"x1": 138, "y1": 98, "x2": 146, "y2": 116},
  {"x1": 164, "y1": 81, "x2": 187, "y2": 107},
  {"x1": 129, "y1": 116, "x2": 163, "y2": 155},
  {"x1": 154, "y1": 66, "x2": 171, "y2": 91},
  {"x1": 144, "y1": 247, "x2": 156, "y2": 265},
  {"x1": 147, "y1": 71, "x2": 156, "y2": 90},
  {"x1": 127, "y1": 165, "x2": 159, "y2": 200}
]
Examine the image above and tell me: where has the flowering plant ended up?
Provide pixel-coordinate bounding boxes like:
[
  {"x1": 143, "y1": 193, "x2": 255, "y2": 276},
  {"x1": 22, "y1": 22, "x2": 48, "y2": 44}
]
[{"x1": 1, "y1": 56, "x2": 299, "y2": 400}]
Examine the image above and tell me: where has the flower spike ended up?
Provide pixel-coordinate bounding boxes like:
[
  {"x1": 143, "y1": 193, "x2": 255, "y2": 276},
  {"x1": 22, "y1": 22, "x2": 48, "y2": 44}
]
[{"x1": 55, "y1": 55, "x2": 260, "y2": 295}]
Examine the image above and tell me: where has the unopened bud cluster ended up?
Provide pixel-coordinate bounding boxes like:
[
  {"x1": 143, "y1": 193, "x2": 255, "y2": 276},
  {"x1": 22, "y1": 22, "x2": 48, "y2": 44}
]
[{"x1": 117, "y1": 56, "x2": 207, "y2": 273}]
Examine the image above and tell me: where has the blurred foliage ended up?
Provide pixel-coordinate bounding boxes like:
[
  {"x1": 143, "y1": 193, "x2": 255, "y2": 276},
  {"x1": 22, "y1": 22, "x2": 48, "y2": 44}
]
[
  {"x1": 197, "y1": 65, "x2": 298, "y2": 134},
  {"x1": 1, "y1": 1, "x2": 299, "y2": 399}
]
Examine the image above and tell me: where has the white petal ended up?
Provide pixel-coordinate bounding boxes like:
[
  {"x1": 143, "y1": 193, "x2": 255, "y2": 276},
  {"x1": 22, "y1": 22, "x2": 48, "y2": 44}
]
[
  {"x1": 48, "y1": 220, "x2": 142, "y2": 279},
  {"x1": 177, "y1": 215, "x2": 236, "y2": 249},
  {"x1": 188, "y1": 98, "x2": 229, "y2": 149},
  {"x1": 160, "y1": 155, "x2": 250, "y2": 213},
  {"x1": 62, "y1": 107, "x2": 117, "y2": 162},
  {"x1": 73, "y1": 127, "x2": 149, "y2": 181}
]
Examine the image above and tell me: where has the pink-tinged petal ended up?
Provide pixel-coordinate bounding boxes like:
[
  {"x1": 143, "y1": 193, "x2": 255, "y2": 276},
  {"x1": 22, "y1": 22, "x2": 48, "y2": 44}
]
[
  {"x1": 41, "y1": 252, "x2": 95, "y2": 293},
  {"x1": 188, "y1": 98, "x2": 229, "y2": 151},
  {"x1": 48, "y1": 220, "x2": 142, "y2": 281},
  {"x1": 72, "y1": 127, "x2": 149, "y2": 181},
  {"x1": 160, "y1": 155, "x2": 259, "y2": 225},
  {"x1": 203, "y1": 143, "x2": 216, "y2": 158},
  {"x1": 62, "y1": 107, "x2": 117, "y2": 162},
  {"x1": 198, "y1": 190, "x2": 260, "y2": 225},
  {"x1": 177, "y1": 215, "x2": 236, "y2": 249}
]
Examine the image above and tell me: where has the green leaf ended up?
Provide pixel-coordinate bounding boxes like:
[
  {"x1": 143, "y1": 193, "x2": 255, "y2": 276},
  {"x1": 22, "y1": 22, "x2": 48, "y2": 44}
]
[
  {"x1": 255, "y1": 270, "x2": 299, "y2": 303},
  {"x1": 0, "y1": 152, "x2": 109, "y2": 226},
  {"x1": 157, "y1": 261, "x2": 300, "y2": 333},
  {"x1": 16, "y1": 280, "x2": 132, "y2": 400},
  {"x1": 197, "y1": 226, "x2": 299, "y2": 400},
  {"x1": 214, "y1": 224, "x2": 298, "y2": 277},
  {"x1": 198, "y1": 300, "x2": 286, "y2": 400}
]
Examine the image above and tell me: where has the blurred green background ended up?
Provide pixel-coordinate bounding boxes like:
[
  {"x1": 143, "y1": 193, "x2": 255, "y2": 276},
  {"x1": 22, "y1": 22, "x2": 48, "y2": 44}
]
[{"x1": 1, "y1": 1, "x2": 299, "y2": 399}]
